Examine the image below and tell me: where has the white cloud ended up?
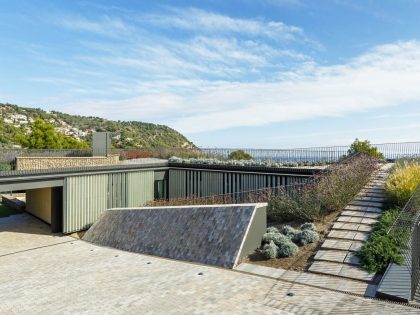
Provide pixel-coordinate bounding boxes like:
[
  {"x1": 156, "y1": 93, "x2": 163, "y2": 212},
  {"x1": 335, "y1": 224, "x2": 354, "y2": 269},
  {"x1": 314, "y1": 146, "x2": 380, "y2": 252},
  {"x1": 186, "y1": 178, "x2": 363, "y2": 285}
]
[
  {"x1": 57, "y1": 16, "x2": 131, "y2": 37},
  {"x1": 64, "y1": 41, "x2": 420, "y2": 135},
  {"x1": 141, "y1": 7, "x2": 305, "y2": 42},
  {"x1": 39, "y1": 10, "x2": 420, "y2": 137},
  {"x1": 262, "y1": 0, "x2": 304, "y2": 7}
]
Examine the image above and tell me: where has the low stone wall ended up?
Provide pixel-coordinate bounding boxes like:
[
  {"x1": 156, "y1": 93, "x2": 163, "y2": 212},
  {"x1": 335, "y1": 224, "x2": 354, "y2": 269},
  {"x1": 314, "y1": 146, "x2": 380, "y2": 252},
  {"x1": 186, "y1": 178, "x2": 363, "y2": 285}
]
[
  {"x1": 83, "y1": 203, "x2": 267, "y2": 268},
  {"x1": 15, "y1": 155, "x2": 120, "y2": 170}
]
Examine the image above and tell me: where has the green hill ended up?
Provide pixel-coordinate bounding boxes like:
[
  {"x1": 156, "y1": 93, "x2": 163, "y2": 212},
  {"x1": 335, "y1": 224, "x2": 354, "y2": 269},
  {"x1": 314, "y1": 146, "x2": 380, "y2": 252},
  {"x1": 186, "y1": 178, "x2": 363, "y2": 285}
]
[{"x1": 0, "y1": 103, "x2": 195, "y2": 149}]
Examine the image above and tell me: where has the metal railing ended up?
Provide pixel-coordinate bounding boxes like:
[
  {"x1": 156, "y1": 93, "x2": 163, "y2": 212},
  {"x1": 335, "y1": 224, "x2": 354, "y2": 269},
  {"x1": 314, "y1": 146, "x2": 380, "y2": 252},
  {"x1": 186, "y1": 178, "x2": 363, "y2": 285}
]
[
  {"x1": 200, "y1": 147, "x2": 347, "y2": 163},
  {"x1": 1, "y1": 141, "x2": 419, "y2": 175},
  {"x1": 150, "y1": 180, "x2": 312, "y2": 207},
  {"x1": 200, "y1": 141, "x2": 420, "y2": 162},
  {"x1": 388, "y1": 185, "x2": 420, "y2": 301}
]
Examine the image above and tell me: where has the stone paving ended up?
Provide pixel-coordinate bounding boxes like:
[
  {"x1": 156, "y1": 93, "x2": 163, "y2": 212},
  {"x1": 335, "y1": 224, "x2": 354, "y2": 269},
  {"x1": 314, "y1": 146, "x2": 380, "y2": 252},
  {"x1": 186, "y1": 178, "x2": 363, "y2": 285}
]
[
  {"x1": 2, "y1": 213, "x2": 419, "y2": 314},
  {"x1": 308, "y1": 164, "x2": 392, "y2": 283},
  {"x1": 0, "y1": 213, "x2": 73, "y2": 256}
]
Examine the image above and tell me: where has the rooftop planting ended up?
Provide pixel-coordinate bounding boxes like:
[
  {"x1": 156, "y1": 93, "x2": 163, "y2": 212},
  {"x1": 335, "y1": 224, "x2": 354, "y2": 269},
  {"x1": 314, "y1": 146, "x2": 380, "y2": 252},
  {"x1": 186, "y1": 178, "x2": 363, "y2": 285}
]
[
  {"x1": 385, "y1": 159, "x2": 420, "y2": 206},
  {"x1": 260, "y1": 225, "x2": 319, "y2": 259},
  {"x1": 168, "y1": 156, "x2": 329, "y2": 168},
  {"x1": 357, "y1": 158, "x2": 420, "y2": 273},
  {"x1": 267, "y1": 154, "x2": 379, "y2": 222}
]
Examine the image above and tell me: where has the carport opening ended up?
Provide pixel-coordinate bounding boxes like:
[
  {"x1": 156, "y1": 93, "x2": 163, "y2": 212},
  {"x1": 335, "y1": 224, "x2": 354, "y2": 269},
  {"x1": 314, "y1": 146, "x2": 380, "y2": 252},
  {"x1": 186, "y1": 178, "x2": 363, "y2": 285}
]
[{"x1": 1, "y1": 187, "x2": 63, "y2": 233}]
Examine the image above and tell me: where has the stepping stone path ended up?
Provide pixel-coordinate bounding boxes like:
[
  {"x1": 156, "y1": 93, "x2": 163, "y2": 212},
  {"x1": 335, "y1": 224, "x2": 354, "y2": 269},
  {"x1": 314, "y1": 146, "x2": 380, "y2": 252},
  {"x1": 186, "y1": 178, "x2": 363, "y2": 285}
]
[{"x1": 309, "y1": 163, "x2": 393, "y2": 284}]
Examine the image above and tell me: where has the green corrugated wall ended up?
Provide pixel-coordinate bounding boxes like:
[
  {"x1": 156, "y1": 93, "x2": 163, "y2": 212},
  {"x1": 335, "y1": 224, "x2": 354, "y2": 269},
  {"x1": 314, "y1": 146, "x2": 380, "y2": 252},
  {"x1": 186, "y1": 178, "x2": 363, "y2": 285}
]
[
  {"x1": 63, "y1": 170, "x2": 154, "y2": 233},
  {"x1": 127, "y1": 171, "x2": 154, "y2": 207},
  {"x1": 63, "y1": 174, "x2": 108, "y2": 234},
  {"x1": 168, "y1": 168, "x2": 308, "y2": 199}
]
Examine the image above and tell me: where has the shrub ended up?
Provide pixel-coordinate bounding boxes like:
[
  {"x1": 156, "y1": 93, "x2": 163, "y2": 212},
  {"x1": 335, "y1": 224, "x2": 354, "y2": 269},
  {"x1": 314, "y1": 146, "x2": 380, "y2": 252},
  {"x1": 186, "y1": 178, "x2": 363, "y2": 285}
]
[
  {"x1": 277, "y1": 239, "x2": 299, "y2": 257},
  {"x1": 357, "y1": 235, "x2": 403, "y2": 273},
  {"x1": 266, "y1": 226, "x2": 279, "y2": 234},
  {"x1": 260, "y1": 240, "x2": 278, "y2": 259},
  {"x1": 317, "y1": 154, "x2": 378, "y2": 214},
  {"x1": 294, "y1": 229, "x2": 319, "y2": 245},
  {"x1": 0, "y1": 162, "x2": 12, "y2": 171},
  {"x1": 356, "y1": 209, "x2": 403, "y2": 273},
  {"x1": 262, "y1": 232, "x2": 290, "y2": 247},
  {"x1": 348, "y1": 138, "x2": 384, "y2": 159},
  {"x1": 267, "y1": 154, "x2": 378, "y2": 222},
  {"x1": 120, "y1": 150, "x2": 153, "y2": 160},
  {"x1": 385, "y1": 161, "x2": 420, "y2": 206},
  {"x1": 300, "y1": 222, "x2": 315, "y2": 231},
  {"x1": 267, "y1": 184, "x2": 322, "y2": 222},
  {"x1": 280, "y1": 225, "x2": 299, "y2": 240},
  {"x1": 168, "y1": 156, "x2": 328, "y2": 168},
  {"x1": 228, "y1": 150, "x2": 252, "y2": 160}
]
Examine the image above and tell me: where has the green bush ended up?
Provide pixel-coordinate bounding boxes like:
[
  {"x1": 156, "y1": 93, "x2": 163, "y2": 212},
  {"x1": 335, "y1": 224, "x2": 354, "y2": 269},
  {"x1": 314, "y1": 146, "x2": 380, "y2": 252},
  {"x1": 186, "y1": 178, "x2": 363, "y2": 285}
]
[
  {"x1": 262, "y1": 232, "x2": 290, "y2": 247},
  {"x1": 267, "y1": 185, "x2": 322, "y2": 222},
  {"x1": 260, "y1": 224, "x2": 321, "y2": 259},
  {"x1": 356, "y1": 209, "x2": 403, "y2": 273},
  {"x1": 348, "y1": 138, "x2": 384, "y2": 159},
  {"x1": 385, "y1": 161, "x2": 420, "y2": 206},
  {"x1": 260, "y1": 240, "x2": 278, "y2": 259},
  {"x1": 267, "y1": 154, "x2": 378, "y2": 222},
  {"x1": 227, "y1": 150, "x2": 252, "y2": 160},
  {"x1": 300, "y1": 222, "x2": 315, "y2": 231},
  {"x1": 294, "y1": 229, "x2": 319, "y2": 245},
  {"x1": 266, "y1": 226, "x2": 279, "y2": 234},
  {"x1": 0, "y1": 162, "x2": 12, "y2": 171},
  {"x1": 24, "y1": 118, "x2": 89, "y2": 149},
  {"x1": 277, "y1": 239, "x2": 299, "y2": 257},
  {"x1": 280, "y1": 225, "x2": 299, "y2": 240}
]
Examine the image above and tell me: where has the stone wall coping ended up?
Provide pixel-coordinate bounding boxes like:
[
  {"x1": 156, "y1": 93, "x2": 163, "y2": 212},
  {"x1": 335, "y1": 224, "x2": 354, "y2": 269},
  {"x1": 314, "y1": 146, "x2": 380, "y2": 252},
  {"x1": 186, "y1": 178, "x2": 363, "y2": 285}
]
[
  {"x1": 16, "y1": 155, "x2": 119, "y2": 160},
  {"x1": 108, "y1": 203, "x2": 268, "y2": 211}
]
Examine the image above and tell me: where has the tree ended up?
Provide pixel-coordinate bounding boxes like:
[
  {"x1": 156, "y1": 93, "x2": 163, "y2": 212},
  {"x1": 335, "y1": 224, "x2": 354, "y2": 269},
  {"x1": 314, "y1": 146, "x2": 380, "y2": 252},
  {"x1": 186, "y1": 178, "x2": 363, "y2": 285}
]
[
  {"x1": 26, "y1": 118, "x2": 88, "y2": 149},
  {"x1": 348, "y1": 138, "x2": 384, "y2": 159},
  {"x1": 228, "y1": 150, "x2": 253, "y2": 160}
]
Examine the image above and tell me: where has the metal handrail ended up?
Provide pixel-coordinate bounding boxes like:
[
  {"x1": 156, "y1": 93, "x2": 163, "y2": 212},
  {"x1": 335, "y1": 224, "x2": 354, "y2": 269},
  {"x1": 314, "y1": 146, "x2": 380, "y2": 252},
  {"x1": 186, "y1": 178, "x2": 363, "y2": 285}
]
[{"x1": 387, "y1": 185, "x2": 420, "y2": 300}]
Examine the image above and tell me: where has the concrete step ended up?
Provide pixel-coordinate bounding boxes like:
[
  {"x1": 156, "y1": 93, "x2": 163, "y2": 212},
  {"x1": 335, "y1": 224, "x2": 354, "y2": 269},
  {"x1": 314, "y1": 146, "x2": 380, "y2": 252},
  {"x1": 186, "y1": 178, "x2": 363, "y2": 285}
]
[
  {"x1": 349, "y1": 200, "x2": 384, "y2": 208},
  {"x1": 368, "y1": 181, "x2": 385, "y2": 185},
  {"x1": 321, "y1": 239, "x2": 364, "y2": 252},
  {"x1": 332, "y1": 222, "x2": 373, "y2": 233},
  {"x1": 314, "y1": 249, "x2": 348, "y2": 263},
  {"x1": 314, "y1": 250, "x2": 361, "y2": 266},
  {"x1": 336, "y1": 216, "x2": 378, "y2": 225},
  {"x1": 364, "y1": 187, "x2": 386, "y2": 192},
  {"x1": 328, "y1": 230, "x2": 369, "y2": 242},
  {"x1": 341, "y1": 210, "x2": 381, "y2": 219},
  {"x1": 357, "y1": 191, "x2": 386, "y2": 198},
  {"x1": 344, "y1": 205, "x2": 382, "y2": 213},
  {"x1": 309, "y1": 261, "x2": 376, "y2": 282},
  {"x1": 354, "y1": 196, "x2": 385, "y2": 203}
]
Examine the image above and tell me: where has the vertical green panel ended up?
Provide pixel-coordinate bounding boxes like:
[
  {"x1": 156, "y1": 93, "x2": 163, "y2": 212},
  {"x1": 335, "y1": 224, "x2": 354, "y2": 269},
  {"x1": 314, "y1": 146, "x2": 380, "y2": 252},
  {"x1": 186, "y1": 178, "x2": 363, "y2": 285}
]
[
  {"x1": 108, "y1": 173, "x2": 127, "y2": 208},
  {"x1": 127, "y1": 171, "x2": 154, "y2": 207},
  {"x1": 207, "y1": 171, "x2": 223, "y2": 196},
  {"x1": 63, "y1": 174, "x2": 108, "y2": 234},
  {"x1": 169, "y1": 169, "x2": 187, "y2": 198}
]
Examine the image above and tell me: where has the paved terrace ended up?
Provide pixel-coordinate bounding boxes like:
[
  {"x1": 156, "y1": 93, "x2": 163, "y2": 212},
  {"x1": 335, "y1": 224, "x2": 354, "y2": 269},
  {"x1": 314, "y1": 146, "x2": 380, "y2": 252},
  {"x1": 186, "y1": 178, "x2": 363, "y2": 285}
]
[{"x1": 1, "y1": 213, "x2": 418, "y2": 314}]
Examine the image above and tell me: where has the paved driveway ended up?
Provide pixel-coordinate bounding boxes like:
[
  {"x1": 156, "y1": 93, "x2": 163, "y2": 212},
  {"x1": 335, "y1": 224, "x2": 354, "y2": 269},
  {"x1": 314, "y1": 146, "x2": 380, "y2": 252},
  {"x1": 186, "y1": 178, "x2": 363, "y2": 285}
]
[{"x1": 0, "y1": 213, "x2": 418, "y2": 314}]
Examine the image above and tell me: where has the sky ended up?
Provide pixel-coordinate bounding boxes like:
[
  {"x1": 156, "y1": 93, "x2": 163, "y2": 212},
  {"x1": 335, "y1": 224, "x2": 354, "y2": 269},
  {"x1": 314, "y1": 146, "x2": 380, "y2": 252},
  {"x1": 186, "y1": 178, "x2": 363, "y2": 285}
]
[{"x1": 1, "y1": 0, "x2": 420, "y2": 148}]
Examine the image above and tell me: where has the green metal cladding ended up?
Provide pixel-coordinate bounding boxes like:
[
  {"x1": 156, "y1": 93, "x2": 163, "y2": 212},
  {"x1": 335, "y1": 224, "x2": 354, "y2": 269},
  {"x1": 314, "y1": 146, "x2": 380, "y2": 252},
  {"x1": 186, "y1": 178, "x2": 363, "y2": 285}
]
[
  {"x1": 63, "y1": 170, "x2": 154, "y2": 233},
  {"x1": 168, "y1": 168, "x2": 308, "y2": 199}
]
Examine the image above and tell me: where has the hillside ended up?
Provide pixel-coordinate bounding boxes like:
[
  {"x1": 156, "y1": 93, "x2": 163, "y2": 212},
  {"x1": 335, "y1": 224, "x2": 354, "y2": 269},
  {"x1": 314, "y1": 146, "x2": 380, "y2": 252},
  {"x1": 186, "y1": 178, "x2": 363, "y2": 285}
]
[{"x1": 0, "y1": 103, "x2": 195, "y2": 149}]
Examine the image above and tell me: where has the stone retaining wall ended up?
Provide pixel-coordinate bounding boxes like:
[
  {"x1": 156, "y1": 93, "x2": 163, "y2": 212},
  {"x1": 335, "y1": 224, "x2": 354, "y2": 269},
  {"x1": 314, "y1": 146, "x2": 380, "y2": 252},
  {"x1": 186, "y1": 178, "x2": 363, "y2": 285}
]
[
  {"x1": 15, "y1": 155, "x2": 120, "y2": 170},
  {"x1": 83, "y1": 204, "x2": 267, "y2": 268}
]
